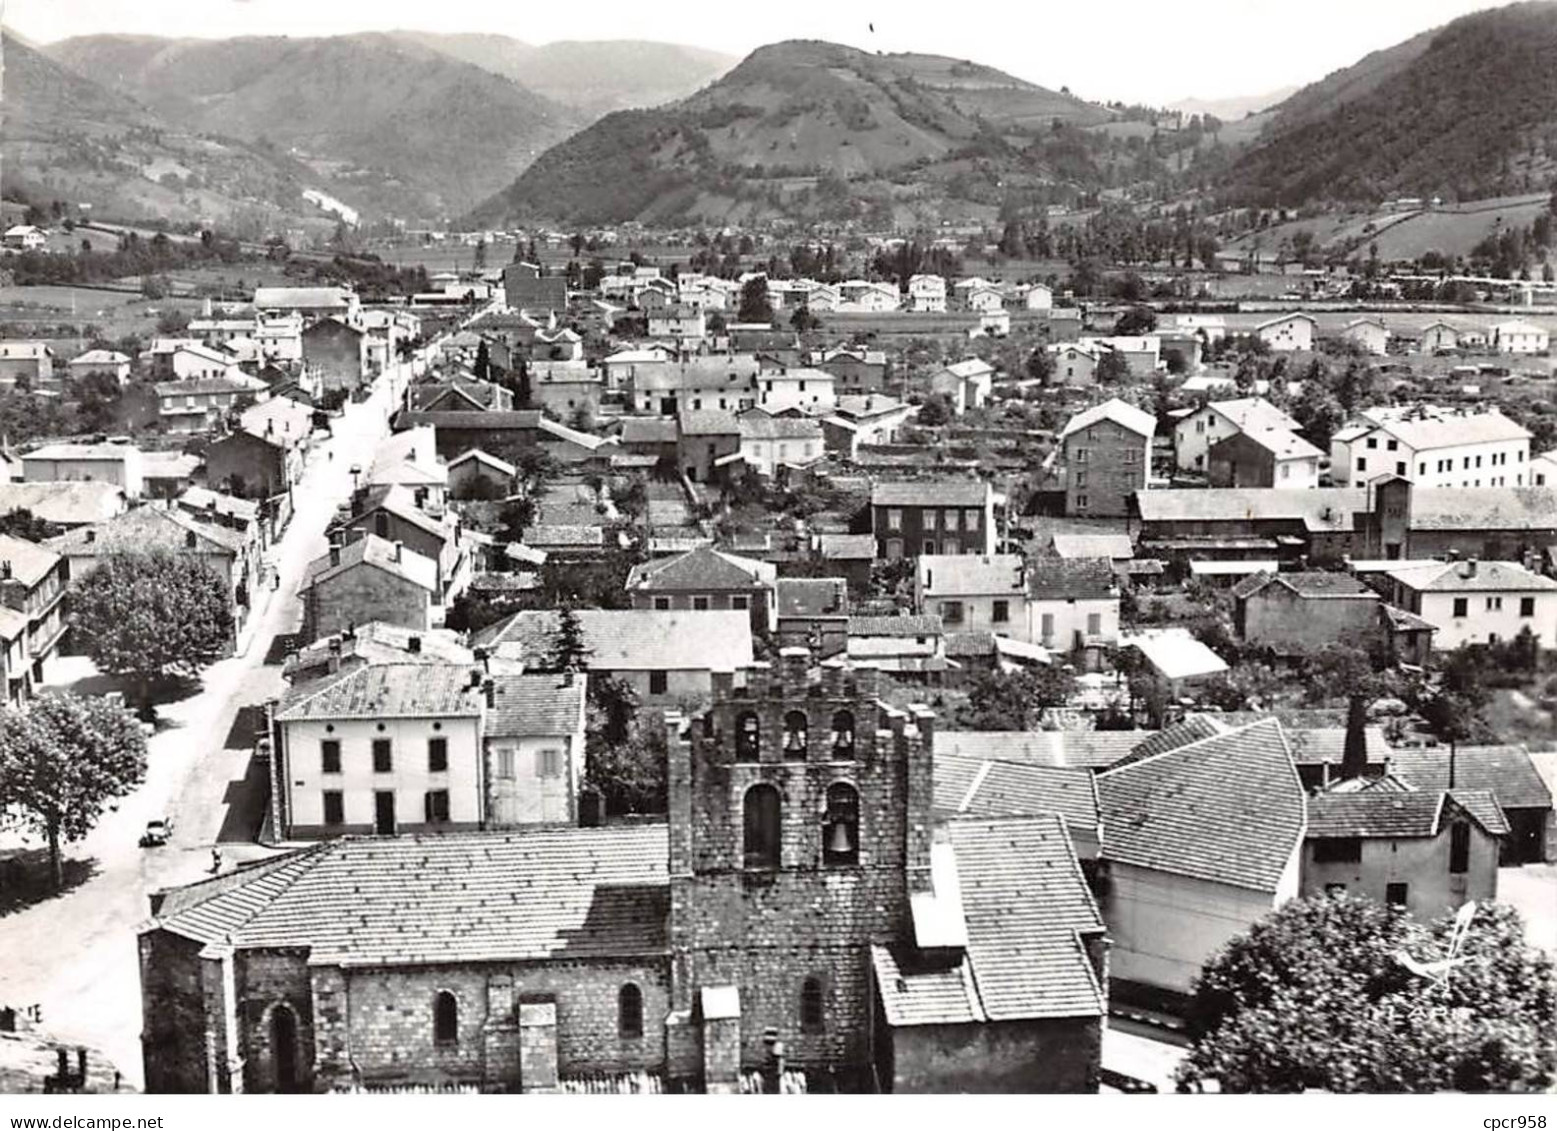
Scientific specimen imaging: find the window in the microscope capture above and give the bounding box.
[1476,455,1483,469]
[886,508,902,531]
[692,595,710,611]
[1356,458,1367,472]
[885,538,903,561]
[428,737,448,773]
[1313,837,1361,864]
[496,748,515,779]
[1281,463,1290,480]
[925,509,938,530]
[992,600,1010,624]
[433,991,458,1045]
[1386,882,1409,909]
[782,711,809,760]
[1366,437,1377,449]
[922,539,938,556]
[618,984,644,1039]
[800,978,825,1033]
[321,739,341,775]
[735,711,761,761]
[1075,470,1088,489]
[1487,596,1503,611]
[649,670,668,695]
[1387,440,1397,451]
[1449,822,1470,875]
[322,790,344,826]
[1124,447,1139,464]
[743,784,781,869]
[731,595,750,611]
[425,789,450,823]
[1521,597,1536,617]
[652,596,671,611]
[1075,494,1089,510]
[1075,448,1089,463]
[1419,464,1427,476]
[822,782,860,867]
[831,711,855,759]
[1041,612,1055,643]
[947,509,962,531]
[1087,612,1102,636]
[1396,462,1406,475]
[940,600,964,625]
[372,739,392,773]
[538,749,562,778]
[1452,597,1468,618]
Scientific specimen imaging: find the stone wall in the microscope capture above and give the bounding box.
[883,1016,1101,1093]
[306,566,429,642]
[138,930,210,1094]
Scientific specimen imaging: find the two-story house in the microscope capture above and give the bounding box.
[915,554,1026,638]
[1026,559,1119,665]
[737,412,824,476]
[871,480,997,560]
[299,534,440,642]
[1173,397,1303,475]
[1255,312,1316,352]
[1209,428,1324,489]
[1330,405,1531,490]
[625,545,778,634]
[22,442,145,499]
[1232,571,1380,653]
[929,359,995,415]
[815,347,888,393]
[907,274,947,313]
[1059,398,1155,518]
[154,377,266,433]
[330,484,469,605]
[1384,558,1557,650]
[754,366,836,412]
[204,397,313,500]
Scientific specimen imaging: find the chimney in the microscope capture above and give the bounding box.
[392,540,403,563]
[374,511,389,539]
[85,529,96,544]
[327,638,342,674]
[562,668,576,687]
[483,678,496,708]
[407,635,422,655]
[1462,558,1478,579]
[328,545,340,568]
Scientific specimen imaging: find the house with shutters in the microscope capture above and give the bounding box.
[329,484,469,606]
[1330,405,1531,490]
[1173,397,1303,475]
[870,480,997,560]
[1026,559,1119,663]
[299,534,440,642]
[625,545,778,633]
[914,554,1026,639]
[1383,558,1557,649]
[1058,398,1155,518]
[0,535,67,704]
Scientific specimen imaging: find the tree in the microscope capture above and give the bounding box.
[0,508,62,542]
[1096,351,1131,385]
[916,394,954,427]
[67,553,235,709]
[0,692,148,888]
[1179,895,1556,1093]
[957,666,1076,730]
[548,604,592,671]
[473,340,491,381]
[1026,348,1056,385]
[585,677,667,816]
[737,276,774,324]
[791,305,821,333]
[1113,305,1158,335]
[473,239,487,272]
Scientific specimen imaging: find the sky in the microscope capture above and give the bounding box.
[1,0,1516,106]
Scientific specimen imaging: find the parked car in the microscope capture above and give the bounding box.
[139,817,173,848]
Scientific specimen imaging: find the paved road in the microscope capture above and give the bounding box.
[0,365,405,1089]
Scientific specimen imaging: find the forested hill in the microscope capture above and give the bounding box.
[1218,2,1557,206]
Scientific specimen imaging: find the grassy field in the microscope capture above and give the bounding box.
[0,285,203,341]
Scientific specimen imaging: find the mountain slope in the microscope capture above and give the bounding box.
[470,39,1116,227]
[385,32,736,116]
[2,31,311,229]
[1220,3,1557,205]
[44,33,583,221]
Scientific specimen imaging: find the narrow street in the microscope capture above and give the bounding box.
[0,364,405,1089]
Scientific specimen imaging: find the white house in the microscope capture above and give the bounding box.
[1330,405,1531,490]
[915,554,1027,638]
[1385,559,1557,650]
[1256,312,1316,352]
[837,280,900,313]
[1343,317,1390,356]
[66,349,132,385]
[907,274,947,313]
[1022,283,1054,311]
[647,305,708,342]
[3,225,46,251]
[1492,319,1550,355]
[21,442,145,498]
[1420,321,1461,354]
[737,413,824,476]
[1096,717,1307,994]
[1026,558,1120,660]
[1173,396,1303,474]
[930,358,995,414]
[1048,343,1100,386]
[755,366,836,412]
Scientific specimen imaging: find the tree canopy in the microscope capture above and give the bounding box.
[68,552,234,702]
[1179,894,1556,1093]
[956,665,1076,730]
[0,692,148,887]
[737,276,775,324]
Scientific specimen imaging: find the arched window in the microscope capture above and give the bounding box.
[783,711,809,760]
[433,990,458,1045]
[269,1003,299,1093]
[800,977,825,1034]
[830,711,856,759]
[618,983,644,1039]
[822,782,860,867]
[744,783,782,870]
[735,711,761,761]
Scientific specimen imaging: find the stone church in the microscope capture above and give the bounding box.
[137,650,1105,1093]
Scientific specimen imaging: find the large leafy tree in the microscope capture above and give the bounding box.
[1179,894,1557,1093]
[0,692,148,888]
[956,665,1076,730]
[69,552,234,706]
[583,675,666,816]
[737,276,774,324]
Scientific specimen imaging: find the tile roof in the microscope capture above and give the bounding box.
[1386,559,1557,593]
[283,623,473,679]
[486,672,587,738]
[148,825,669,965]
[524,524,605,547]
[50,506,243,557]
[334,484,448,543]
[277,663,482,721]
[1283,726,1393,768]
[918,553,1024,596]
[1135,488,1368,529]
[1233,570,1376,600]
[1226,427,1324,459]
[933,755,1098,830]
[1405,488,1557,533]
[776,577,846,618]
[817,533,875,559]
[1060,397,1156,440]
[872,480,989,507]
[0,534,60,587]
[473,609,753,672]
[1306,788,1508,839]
[738,415,824,441]
[447,449,517,478]
[932,729,1141,769]
[618,418,678,444]
[238,397,315,448]
[1097,718,1307,892]
[1027,558,1116,601]
[302,533,438,593]
[0,481,125,525]
[677,409,741,436]
[23,442,137,462]
[177,486,259,524]
[394,410,544,433]
[849,614,942,637]
[1202,397,1302,435]
[625,546,775,592]
[1364,406,1530,451]
[253,286,352,310]
[1388,744,1553,810]
[1050,533,1133,560]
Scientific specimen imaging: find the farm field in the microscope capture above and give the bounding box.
[0,284,203,341]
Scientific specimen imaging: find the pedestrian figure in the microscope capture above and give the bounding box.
[210,847,223,874]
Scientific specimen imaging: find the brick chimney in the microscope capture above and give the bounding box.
[0,561,26,613]
[392,541,403,563]
[1461,558,1478,579]
[482,678,496,708]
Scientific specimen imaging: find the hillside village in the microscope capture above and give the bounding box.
[0,1,1555,1104]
